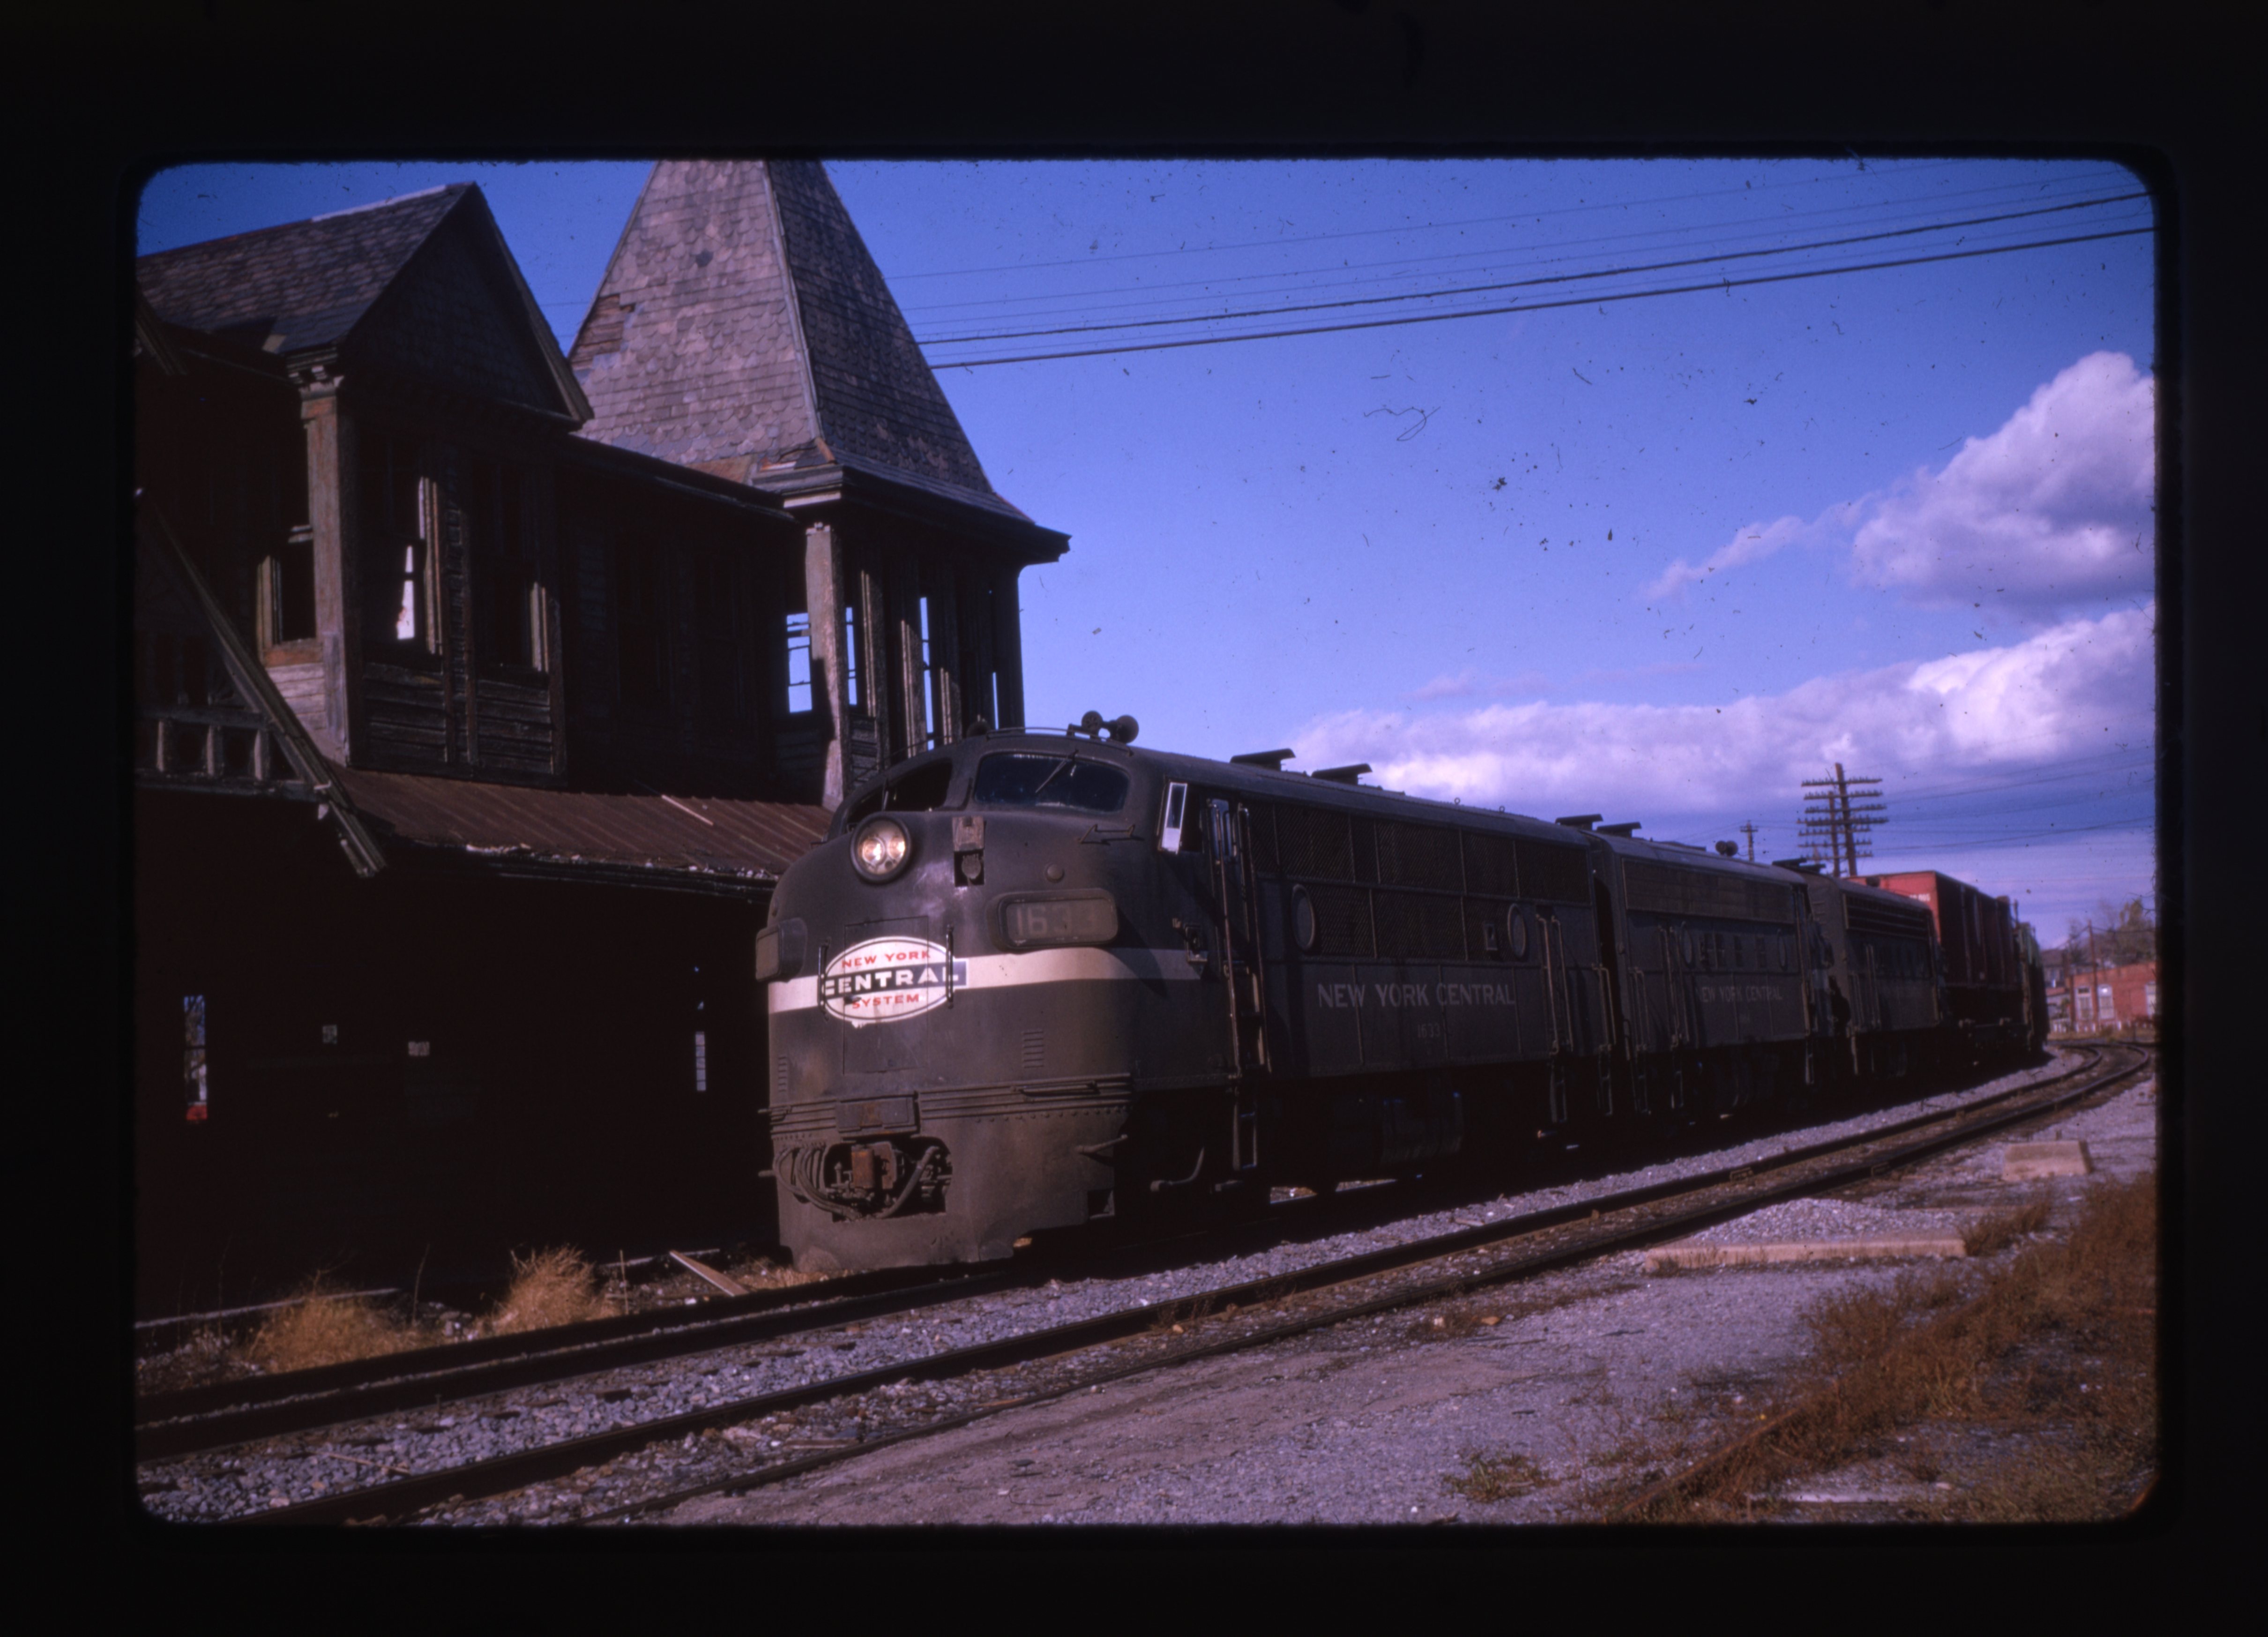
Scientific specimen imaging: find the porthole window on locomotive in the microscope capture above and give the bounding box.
[1291,885,1318,952]
[971,752,1130,815]
[1507,906,1529,960]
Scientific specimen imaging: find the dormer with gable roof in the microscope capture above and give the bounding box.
[567,161,1068,807]
[136,183,807,798]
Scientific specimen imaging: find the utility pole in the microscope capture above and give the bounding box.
[1739,821,1760,862]
[2086,916,2100,1035]
[1798,763,1886,877]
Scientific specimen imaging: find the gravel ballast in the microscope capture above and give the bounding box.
[134,1050,2116,1525]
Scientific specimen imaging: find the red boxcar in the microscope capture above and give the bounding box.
[1869,870,2043,1054]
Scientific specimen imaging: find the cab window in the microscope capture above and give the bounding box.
[971,752,1130,815]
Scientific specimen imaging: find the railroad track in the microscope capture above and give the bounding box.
[182,1043,2143,1525]
[138,1049,2093,1461]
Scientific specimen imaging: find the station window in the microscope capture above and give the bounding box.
[842,604,861,708]
[917,595,937,747]
[183,995,208,1122]
[362,434,431,653]
[472,461,542,671]
[259,528,316,653]
[783,611,813,713]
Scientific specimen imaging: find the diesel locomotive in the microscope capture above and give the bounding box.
[755,719,2045,1271]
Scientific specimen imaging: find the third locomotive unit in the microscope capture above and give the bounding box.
[756,719,2045,1271]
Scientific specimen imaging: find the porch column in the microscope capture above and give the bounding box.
[802,520,847,809]
[296,360,361,763]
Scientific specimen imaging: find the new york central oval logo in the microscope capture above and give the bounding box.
[819,937,968,1027]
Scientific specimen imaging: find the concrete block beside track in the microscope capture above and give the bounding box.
[1643,1236,1969,1271]
[2003,1140,2094,1181]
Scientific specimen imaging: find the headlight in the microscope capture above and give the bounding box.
[851,816,912,882]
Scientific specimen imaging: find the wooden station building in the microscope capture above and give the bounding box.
[131,164,1066,1308]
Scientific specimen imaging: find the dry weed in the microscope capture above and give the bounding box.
[1963,1196,2052,1257]
[239,1280,431,1374]
[1602,1173,2156,1522]
[1445,1452,1556,1502]
[485,1246,610,1336]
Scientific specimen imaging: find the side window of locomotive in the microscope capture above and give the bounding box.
[971,753,1131,815]
[839,759,956,831]
[884,758,954,813]
[1156,781,1188,852]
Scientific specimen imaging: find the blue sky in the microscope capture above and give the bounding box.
[136,158,2157,942]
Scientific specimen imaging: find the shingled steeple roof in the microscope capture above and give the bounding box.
[567,161,1026,523]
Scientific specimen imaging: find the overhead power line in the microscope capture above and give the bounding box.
[889,159,2134,283]
[925,225,2153,369]
[915,191,2148,348]
[901,170,2142,321]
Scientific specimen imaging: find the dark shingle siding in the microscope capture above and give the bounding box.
[768,162,996,500]
[570,161,816,468]
[136,187,468,353]
[357,215,558,411]
[570,161,1015,516]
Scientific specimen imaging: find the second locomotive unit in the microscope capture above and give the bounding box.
[756,718,2043,1271]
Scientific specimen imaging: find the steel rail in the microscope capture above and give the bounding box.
[231,1045,2140,1525]
[589,1043,2151,1525]
[140,1178,1434,1456]
[144,1048,2095,1445]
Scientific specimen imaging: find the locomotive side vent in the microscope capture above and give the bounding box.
[1022,1029,1046,1075]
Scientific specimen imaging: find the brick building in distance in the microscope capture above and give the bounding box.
[2043,955,2159,1037]
[131,164,1064,1309]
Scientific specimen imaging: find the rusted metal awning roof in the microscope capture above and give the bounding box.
[330,766,830,891]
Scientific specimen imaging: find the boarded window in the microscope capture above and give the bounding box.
[616,540,670,709]
[694,551,743,721]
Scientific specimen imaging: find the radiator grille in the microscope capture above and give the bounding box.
[1373,890,1467,959]
[1375,822,1464,891]
[1462,831,1519,897]
[1518,838,1592,904]
[1624,858,1795,923]
[1276,803,1354,879]
[1306,882,1374,957]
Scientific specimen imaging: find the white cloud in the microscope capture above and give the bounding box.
[1287,604,2154,825]
[1643,353,2155,620]
[1851,351,2155,610]
[1645,511,1818,600]
[1404,668,1551,702]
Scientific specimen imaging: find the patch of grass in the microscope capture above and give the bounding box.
[1446,1452,1556,1502]
[239,1278,435,1373]
[485,1246,610,1336]
[1963,1196,2052,1257]
[1600,1173,2156,1522]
